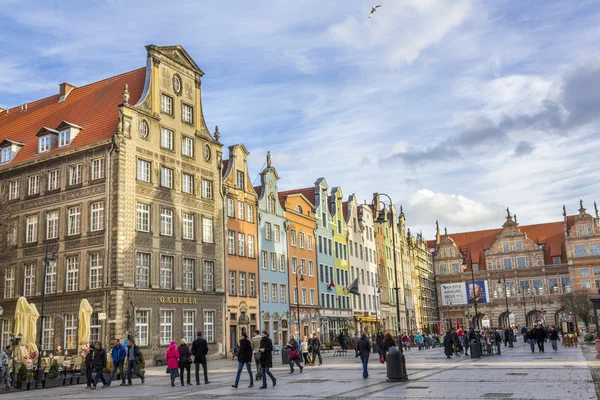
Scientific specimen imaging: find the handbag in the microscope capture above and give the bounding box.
[379,354,385,364]
[289,349,299,359]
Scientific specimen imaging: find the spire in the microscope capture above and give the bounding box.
[595,201,599,219]
[400,205,404,216]
[580,199,586,213]
[266,151,272,168]
[563,205,567,219]
[514,214,517,224]
[122,84,130,105]
[213,125,220,141]
[444,227,448,237]
[506,207,511,219]
[407,228,411,238]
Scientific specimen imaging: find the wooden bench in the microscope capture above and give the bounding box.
[273,346,281,355]
[154,354,166,366]
[332,346,347,357]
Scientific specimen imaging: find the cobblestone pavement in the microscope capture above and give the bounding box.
[2,341,596,399]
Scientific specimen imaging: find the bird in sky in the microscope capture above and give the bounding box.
[368,5,381,19]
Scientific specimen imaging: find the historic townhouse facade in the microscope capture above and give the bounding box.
[0,45,226,361]
[255,153,289,346]
[407,230,436,334]
[358,200,380,334]
[278,191,319,339]
[395,208,411,335]
[330,187,352,336]
[222,144,259,354]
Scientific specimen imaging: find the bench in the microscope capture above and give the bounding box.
[332,346,347,357]
[273,346,281,355]
[154,354,166,366]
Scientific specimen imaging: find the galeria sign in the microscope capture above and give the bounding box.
[159,296,198,304]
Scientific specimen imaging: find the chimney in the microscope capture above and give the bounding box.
[59,82,76,96]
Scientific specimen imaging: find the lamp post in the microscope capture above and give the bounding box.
[9,333,22,384]
[375,285,382,332]
[495,272,513,347]
[372,193,407,381]
[460,248,479,331]
[518,289,528,327]
[36,238,60,388]
[295,263,305,340]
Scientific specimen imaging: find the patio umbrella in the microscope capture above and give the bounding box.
[13,297,31,360]
[78,299,93,351]
[27,303,40,356]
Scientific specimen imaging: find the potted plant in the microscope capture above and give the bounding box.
[15,363,29,390]
[44,360,62,388]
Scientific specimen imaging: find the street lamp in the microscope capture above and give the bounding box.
[372,193,407,381]
[460,248,478,331]
[295,264,305,341]
[518,288,528,327]
[495,272,513,347]
[375,285,382,332]
[36,238,60,387]
[10,333,22,384]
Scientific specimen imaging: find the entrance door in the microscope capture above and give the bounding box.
[230,325,238,350]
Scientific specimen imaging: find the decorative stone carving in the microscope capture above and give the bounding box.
[182,243,196,253]
[65,235,105,250]
[135,236,153,247]
[203,245,215,256]
[213,126,220,141]
[160,239,175,250]
[195,76,201,88]
[23,246,48,257]
[152,56,161,67]
[162,67,170,89]
[184,81,193,100]
[123,84,130,105]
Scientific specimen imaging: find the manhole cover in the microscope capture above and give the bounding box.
[506,373,527,376]
[406,386,429,389]
[481,394,513,398]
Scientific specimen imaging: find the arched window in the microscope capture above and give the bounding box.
[296,205,303,214]
[268,195,276,213]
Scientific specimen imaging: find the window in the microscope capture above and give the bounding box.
[237,201,244,220]
[91,158,105,180]
[4,267,14,298]
[561,277,571,293]
[229,271,236,295]
[182,104,194,124]
[26,215,38,243]
[248,235,255,258]
[594,267,600,276]
[261,251,268,269]
[137,203,150,232]
[583,280,592,289]
[291,230,296,246]
[137,159,151,182]
[90,202,104,232]
[262,282,269,301]
[227,198,235,218]
[68,206,81,235]
[139,120,149,138]
[302,288,307,305]
[160,255,174,289]
[28,175,39,195]
[240,272,246,296]
[300,259,306,276]
[135,310,149,346]
[203,311,215,342]
[281,285,287,303]
[247,205,254,223]
[161,94,173,115]
[517,257,526,269]
[307,236,313,251]
[1,147,11,163]
[182,136,194,157]
[45,260,56,294]
[451,263,460,274]
[309,260,314,277]
[182,173,194,194]
[249,273,256,297]
[503,258,513,270]
[337,219,342,233]
[574,245,587,258]
[64,314,77,349]
[160,208,173,236]
[23,263,35,296]
[161,167,173,188]
[66,256,79,292]
[90,312,101,344]
[265,223,272,240]
[136,253,150,288]
[68,164,81,186]
[160,310,173,346]
[439,264,448,275]
[581,268,590,277]
[591,243,600,257]
[202,218,213,242]
[274,225,280,242]
[271,283,278,302]
[203,261,214,291]
[268,196,276,213]
[310,289,315,305]
[280,255,285,272]
[515,240,523,251]
[548,278,559,294]
[270,253,276,271]
[46,211,59,239]
[292,257,298,274]
[183,311,195,344]
[9,179,19,200]
[59,129,70,147]
[238,233,245,256]
[228,231,235,254]
[183,212,195,240]
[552,256,561,264]
[236,171,244,189]
[202,180,213,199]
[503,243,510,252]
[41,318,52,351]
[89,254,103,289]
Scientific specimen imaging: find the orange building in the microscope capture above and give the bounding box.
[279,191,320,339]
[222,144,260,354]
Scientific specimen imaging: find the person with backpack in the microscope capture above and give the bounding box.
[311,333,323,366]
[107,338,127,387]
[126,339,145,385]
[251,330,263,380]
[231,331,253,388]
[0,345,12,390]
[287,338,303,373]
[356,332,371,379]
[91,342,108,389]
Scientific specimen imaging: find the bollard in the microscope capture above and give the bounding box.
[386,347,408,382]
[281,347,290,365]
[470,340,481,359]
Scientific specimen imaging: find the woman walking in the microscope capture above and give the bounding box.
[444,330,454,359]
[232,332,254,388]
[382,332,395,362]
[166,340,180,387]
[301,336,312,366]
[259,331,277,389]
[178,339,192,386]
[549,326,559,352]
[287,338,303,373]
[526,328,536,353]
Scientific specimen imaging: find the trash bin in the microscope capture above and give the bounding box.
[470,340,481,359]
[282,347,290,365]
[385,347,407,382]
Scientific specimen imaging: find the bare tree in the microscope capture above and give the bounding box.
[560,290,593,330]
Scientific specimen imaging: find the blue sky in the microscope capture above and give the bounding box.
[2,0,600,237]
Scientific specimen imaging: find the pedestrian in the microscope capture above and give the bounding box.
[178,339,192,386]
[311,333,323,366]
[287,338,303,373]
[402,333,410,351]
[352,333,360,356]
[251,330,263,380]
[107,338,126,387]
[494,328,502,355]
[1,345,12,390]
[91,342,108,389]
[521,326,527,343]
[191,331,210,385]
[549,326,559,351]
[451,329,461,355]
[444,331,453,359]
[382,332,395,362]
[301,336,312,365]
[232,332,254,388]
[525,328,536,353]
[259,330,277,389]
[356,332,371,379]
[166,341,180,387]
[414,332,423,350]
[84,344,94,389]
[504,326,511,346]
[534,324,546,353]
[126,339,145,385]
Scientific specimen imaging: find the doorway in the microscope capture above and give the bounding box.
[230,325,238,350]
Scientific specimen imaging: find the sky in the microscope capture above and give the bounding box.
[1,0,600,238]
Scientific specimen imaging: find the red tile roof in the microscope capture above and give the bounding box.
[0,68,146,169]
[342,201,349,221]
[222,159,229,177]
[253,185,262,198]
[279,187,315,203]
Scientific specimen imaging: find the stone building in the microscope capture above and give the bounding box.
[0,45,226,361]
[407,230,436,334]
[222,144,259,354]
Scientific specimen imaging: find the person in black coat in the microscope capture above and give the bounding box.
[191,331,210,385]
[178,339,192,386]
[444,331,454,359]
[534,325,546,353]
[84,345,94,388]
[258,330,276,389]
[232,332,254,388]
[92,342,108,389]
[382,332,396,362]
[356,332,371,379]
[548,326,559,351]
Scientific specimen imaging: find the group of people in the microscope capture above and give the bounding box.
[524,325,560,353]
[164,332,210,387]
[84,339,144,389]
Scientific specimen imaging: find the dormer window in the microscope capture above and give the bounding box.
[39,136,51,153]
[59,129,71,147]
[0,147,10,164]
[0,139,24,165]
[55,121,82,148]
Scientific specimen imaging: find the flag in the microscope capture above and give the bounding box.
[345,278,359,296]
[327,281,335,291]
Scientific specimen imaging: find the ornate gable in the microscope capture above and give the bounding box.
[569,200,598,238]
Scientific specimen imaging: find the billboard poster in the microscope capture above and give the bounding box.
[466,280,489,304]
[440,283,467,306]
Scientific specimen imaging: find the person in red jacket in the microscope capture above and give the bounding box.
[165,341,180,387]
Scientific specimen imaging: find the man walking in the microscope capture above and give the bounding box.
[352,333,359,357]
[311,333,322,366]
[191,331,210,384]
[0,345,12,390]
[251,330,263,381]
[463,331,470,356]
[108,339,126,387]
[534,324,546,353]
[126,339,145,385]
[91,342,108,389]
[356,332,371,379]
[549,326,559,351]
